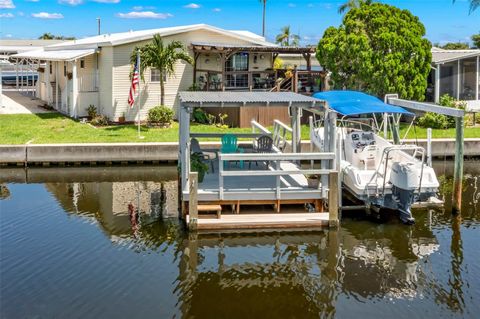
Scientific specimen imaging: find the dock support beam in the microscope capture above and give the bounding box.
[328,171,339,227]
[452,116,464,213]
[188,172,198,231]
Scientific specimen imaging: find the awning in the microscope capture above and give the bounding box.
[179,91,324,108]
[312,91,414,116]
[11,48,96,61]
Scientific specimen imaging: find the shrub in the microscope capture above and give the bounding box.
[90,115,109,126]
[87,105,97,119]
[148,105,174,125]
[192,108,208,124]
[417,94,466,129]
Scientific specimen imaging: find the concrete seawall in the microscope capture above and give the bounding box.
[1,138,479,165]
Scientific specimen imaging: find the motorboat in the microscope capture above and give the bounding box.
[309,91,439,224]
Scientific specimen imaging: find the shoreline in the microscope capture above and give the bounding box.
[1,138,479,166]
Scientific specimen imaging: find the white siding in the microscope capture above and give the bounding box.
[98,47,113,119]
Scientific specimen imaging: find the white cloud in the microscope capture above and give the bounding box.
[92,0,120,3]
[0,0,15,9]
[132,5,155,11]
[184,3,200,9]
[17,11,24,16]
[307,3,314,8]
[31,12,64,19]
[288,3,296,8]
[116,11,173,19]
[58,0,83,5]
[5,34,13,38]
[212,8,221,12]
[25,0,40,2]
[0,12,14,17]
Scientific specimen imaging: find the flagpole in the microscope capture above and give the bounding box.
[137,49,144,139]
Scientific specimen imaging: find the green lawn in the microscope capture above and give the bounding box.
[1,113,479,144]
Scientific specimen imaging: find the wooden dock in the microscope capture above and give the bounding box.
[187,212,329,231]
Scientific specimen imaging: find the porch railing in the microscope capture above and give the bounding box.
[218,152,336,200]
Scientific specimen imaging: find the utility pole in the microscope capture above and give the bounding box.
[96,17,101,35]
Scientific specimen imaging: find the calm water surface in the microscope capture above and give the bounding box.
[0,162,479,319]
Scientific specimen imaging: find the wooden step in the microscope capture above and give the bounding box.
[197,204,222,219]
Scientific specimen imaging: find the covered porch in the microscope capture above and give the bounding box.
[11,48,99,118]
[177,91,340,231]
[190,43,325,94]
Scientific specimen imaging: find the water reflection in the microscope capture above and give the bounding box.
[1,163,479,318]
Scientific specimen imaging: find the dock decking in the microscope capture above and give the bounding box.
[187,212,329,231]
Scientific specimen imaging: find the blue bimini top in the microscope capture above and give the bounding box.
[312,90,414,116]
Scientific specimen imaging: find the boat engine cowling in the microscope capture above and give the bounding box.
[389,162,418,224]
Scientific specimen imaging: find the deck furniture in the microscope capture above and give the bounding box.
[221,134,244,169]
[250,135,274,169]
[191,138,216,173]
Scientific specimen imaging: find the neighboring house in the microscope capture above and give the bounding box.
[11,24,319,123]
[428,47,480,110]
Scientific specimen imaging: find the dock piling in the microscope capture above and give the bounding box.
[452,117,464,213]
[328,171,339,227]
[188,172,198,231]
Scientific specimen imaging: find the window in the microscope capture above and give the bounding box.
[49,63,52,74]
[150,68,166,82]
[80,59,85,69]
[64,64,67,76]
[225,53,249,88]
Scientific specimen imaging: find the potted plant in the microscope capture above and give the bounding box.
[190,152,209,183]
[306,174,320,188]
[118,112,126,123]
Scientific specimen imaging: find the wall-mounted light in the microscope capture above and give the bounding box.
[205,58,210,64]
[259,54,265,60]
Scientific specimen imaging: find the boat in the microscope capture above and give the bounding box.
[309,91,440,224]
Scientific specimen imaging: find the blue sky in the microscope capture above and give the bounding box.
[0,0,478,45]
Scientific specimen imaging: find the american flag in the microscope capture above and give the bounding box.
[128,57,140,107]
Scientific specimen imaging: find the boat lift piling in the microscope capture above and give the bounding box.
[386,94,465,214]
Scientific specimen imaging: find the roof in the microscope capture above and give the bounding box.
[45,24,272,50]
[178,91,324,108]
[12,49,96,61]
[312,91,414,116]
[431,48,480,64]
[190,42,315,54]
[0,40,65,54]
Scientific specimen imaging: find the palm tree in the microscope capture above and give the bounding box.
[259,0,267,37]
[275,26,301,47]
[338,0,373,14]
[453,0,479,14]
[133,34,193,106]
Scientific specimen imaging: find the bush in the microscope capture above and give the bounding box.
[192,108,208,124]
[417,94,466,129]
[90,115,109,126]
[87,105,97,119]
[148,105,174,125]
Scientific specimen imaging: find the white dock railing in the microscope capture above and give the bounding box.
[218,152,336,200]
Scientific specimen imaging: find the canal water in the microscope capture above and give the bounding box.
[0,161,479,318]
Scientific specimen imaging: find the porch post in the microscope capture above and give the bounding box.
[476,55,479,100]
[434,64,440,104]
[72,59,78,118]
[45,61,50,104]
[290,106,301,153]
[456,59,460,100]
[220,53,225,91]
[55,61,59,110]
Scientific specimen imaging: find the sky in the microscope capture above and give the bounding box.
[0,0,478,46]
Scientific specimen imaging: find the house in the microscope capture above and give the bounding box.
[428,47,480,110]
[11,24,321,124]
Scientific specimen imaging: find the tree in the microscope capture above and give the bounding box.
[338,0,373,14]
[472,33,480,48]
[317,2,432,100]
[275,26,300,47]
[38,33,75,40]
[259,0,267,37]
[440,42,470,50]
[133,34,193,106]
[453,0,479,14]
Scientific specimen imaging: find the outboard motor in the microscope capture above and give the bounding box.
[389,162,418,225]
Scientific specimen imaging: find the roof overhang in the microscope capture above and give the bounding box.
[432,50,480,64]
[191,42,316,55]
[179,91,325,109]
[11,48,96,62]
